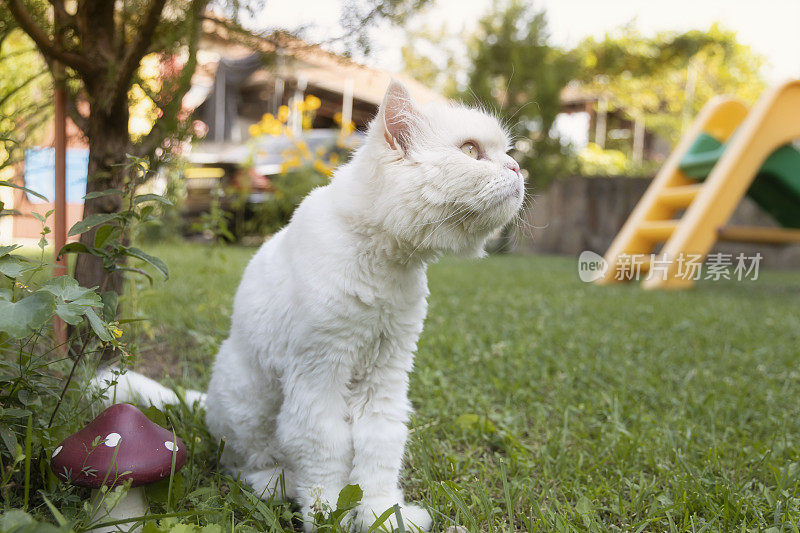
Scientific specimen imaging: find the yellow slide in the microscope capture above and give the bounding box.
[596,80,800,289]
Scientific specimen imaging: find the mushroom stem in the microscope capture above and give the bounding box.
[90,487,148,533]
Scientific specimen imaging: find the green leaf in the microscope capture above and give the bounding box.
[118,316,149,324]
[0,179,47,201]
[124,247,169,280]
[40,276,100,303]
[85,307,114,342]
[58,242,102,260]
[101,290,119,322]
[576,495,593,516]
[68,213,120,237]
[141,523,165,533]
[39,277,103,326]
[17,389,38,406]
[84,188,124,200]
[330,485,364,527]
[0,425,19,456]
[31,212,46,223]
[336,484,363,511]
[0,408,31,418]
[139,204,155,220]
[0,255,30,278]
[94,224,121,249]
[0,291,55,338]
[141,405,169,427]
[145,471,185,507]
[367,506,397,532]
[134,193,173,206]
[52,302,86,325]
[0,510,34,531]
[0,244,21,257]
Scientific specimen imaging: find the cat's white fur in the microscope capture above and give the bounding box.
[100,81,523,532]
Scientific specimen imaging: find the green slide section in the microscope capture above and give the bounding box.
[679,133,800,228]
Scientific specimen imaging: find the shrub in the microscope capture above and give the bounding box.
[240,165,329,237]
[0,158,173,529]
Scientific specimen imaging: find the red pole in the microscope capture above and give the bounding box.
[53,0,67,348]
[54,75,66,277]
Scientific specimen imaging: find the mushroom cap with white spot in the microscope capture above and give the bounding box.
[50,403,187,488]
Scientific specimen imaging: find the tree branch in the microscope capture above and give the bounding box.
[5,0,94,75]
[48,0,78,33]
[137,0,207,156]
[65,94,88,134]
[111,0,167,106]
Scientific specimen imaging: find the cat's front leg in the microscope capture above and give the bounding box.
[349,361,432,532]
[276,365,353,531]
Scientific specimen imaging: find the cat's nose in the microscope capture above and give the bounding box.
[504,156,520,175]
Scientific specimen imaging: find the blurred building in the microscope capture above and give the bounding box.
[182,16,442,215]
[556,83,671,163]
[0,15,441,244]
[0,114,88,245]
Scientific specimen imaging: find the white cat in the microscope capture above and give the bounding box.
[102,81,524,532]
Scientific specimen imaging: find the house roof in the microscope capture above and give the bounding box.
[196,16,444,108]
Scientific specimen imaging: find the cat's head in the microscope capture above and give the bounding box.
[353,80,525,259]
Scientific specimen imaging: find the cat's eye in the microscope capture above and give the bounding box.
[460,142,480,159]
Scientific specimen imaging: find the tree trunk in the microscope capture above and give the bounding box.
[73,103,130,296]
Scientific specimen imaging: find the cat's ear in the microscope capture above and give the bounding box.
[379,80,420,154]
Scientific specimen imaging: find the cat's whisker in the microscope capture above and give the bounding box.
[402,202,467,228]
[500,65,514,110]
[402,204,474,263]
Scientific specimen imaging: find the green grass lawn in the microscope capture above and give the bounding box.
[121,242,800,531]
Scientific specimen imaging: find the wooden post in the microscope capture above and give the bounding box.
[342,78,353,130]
[633,115,645,163]
[595,97,607,148]
[53,0,67,348]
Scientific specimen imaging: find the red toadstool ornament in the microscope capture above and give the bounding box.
[51,403,186,532]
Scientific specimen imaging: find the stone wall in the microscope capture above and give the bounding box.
[516,176,800,268]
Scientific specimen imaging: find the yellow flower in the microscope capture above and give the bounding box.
[302,116,312,130]
[265,122,283,136]
[277,105,290,122]
[111,326,123,339]
[333,112,343,125]
[304,95,321,110]
[329,153,339,165]
[296,141,311,158]
[313,159,333,177]
[261,113,275,122]
[248,124,262,137]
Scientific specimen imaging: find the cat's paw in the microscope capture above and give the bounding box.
[353,501,432,532]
